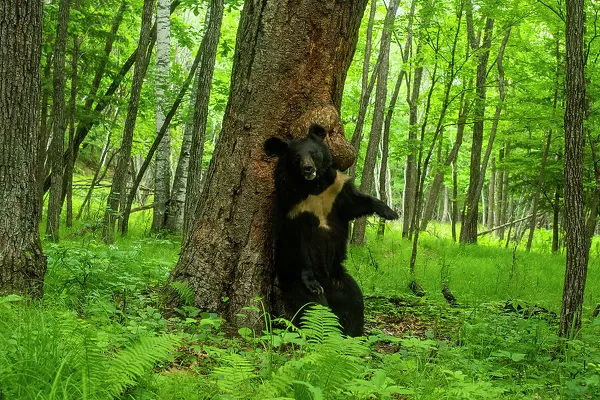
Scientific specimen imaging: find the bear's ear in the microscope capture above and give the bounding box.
[308,124,327,141]
[264,137,288,157]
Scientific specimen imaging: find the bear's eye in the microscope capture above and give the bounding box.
[309,151,317,158]
[294,154,301,162]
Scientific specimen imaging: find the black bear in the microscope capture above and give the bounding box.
[264,124,399,336]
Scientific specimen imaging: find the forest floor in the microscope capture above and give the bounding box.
[1,213,599,399]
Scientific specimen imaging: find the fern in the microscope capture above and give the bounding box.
[299,305,344,345]
[169,281,195,306]
[0,298,179,399]
[211,352,257,397]
[253,305,369,399]
[103,335,180,397]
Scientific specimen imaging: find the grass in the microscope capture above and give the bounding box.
[348,221,600,313]
[1,209,600,399]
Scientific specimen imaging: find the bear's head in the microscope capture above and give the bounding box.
[264,124,332,181]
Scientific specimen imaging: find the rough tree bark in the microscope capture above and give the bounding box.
[351,0,400,245]
[182,0,225,241]
[560,0,589,337]
[103,0,155,243]
[0,0,47,297]
[46,0,71,241]
[152,0,172,231]
[169,0,366,329]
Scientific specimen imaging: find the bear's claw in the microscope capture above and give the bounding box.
[306,280,324,295]
[379,207,399,220]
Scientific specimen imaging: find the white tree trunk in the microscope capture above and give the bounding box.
[165,79,195,232]
[152,0,172,231]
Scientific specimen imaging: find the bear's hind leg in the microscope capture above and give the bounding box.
[282,284,328,329]
[325,272,364,337]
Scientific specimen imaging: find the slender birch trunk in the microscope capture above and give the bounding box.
[152,0,172,231]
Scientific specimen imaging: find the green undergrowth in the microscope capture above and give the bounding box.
[348,222,600,313]
[0,220,599,399]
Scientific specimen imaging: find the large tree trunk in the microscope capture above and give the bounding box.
[103,0,155,243]
[351,0,400,246]
[46,0,71,241]
[169,0,366,330]
[0,0,47,297]
[152,0,172,232]
[560,0,588,338]
[182,0,225,241]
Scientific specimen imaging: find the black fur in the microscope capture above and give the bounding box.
[265,124,399,336]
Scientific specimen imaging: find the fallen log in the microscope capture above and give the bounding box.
[478,214,534,236]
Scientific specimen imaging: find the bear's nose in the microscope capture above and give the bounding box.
[303,165,315,174]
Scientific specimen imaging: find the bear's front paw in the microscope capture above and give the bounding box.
[378,206,399,220]
[305,280,325,295]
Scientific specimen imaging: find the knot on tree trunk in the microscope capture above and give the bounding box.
[290,105,356,171]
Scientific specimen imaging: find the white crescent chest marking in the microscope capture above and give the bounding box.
[288,171,349,229]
